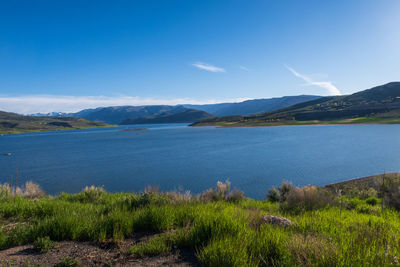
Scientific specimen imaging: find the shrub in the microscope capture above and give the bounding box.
[199,189,220,202]
[279,181,293,202]
[199,180,242,202]
[162,190,192,204]
[267,187,280,202]
[24,181,45,198]
[226,188,245,202]
[284,185,336,211]
[33,236,55,253]
[366,197,379,206]
[346,198,364,210]
[266,181,293,203]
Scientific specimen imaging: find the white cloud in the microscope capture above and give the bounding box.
[285,65,341,96]
[0,95,249,114]
[239,65,250,71]
[192,62,225,73]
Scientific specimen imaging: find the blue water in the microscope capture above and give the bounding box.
[1,124,400,199]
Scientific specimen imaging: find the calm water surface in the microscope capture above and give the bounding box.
[1,124,400,199]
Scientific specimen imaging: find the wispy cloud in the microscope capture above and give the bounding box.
[285,65,341,95]
[192,62,225,73]
[0,95,249,114]
[239,65,250,71]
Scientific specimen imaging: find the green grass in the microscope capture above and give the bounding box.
[193,117,400,128]
[33,236,55,253]
[1,187,400,266]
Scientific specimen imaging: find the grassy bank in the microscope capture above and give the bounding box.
[0,125,116,135]
[1,177,400,266]
[192,117,400,128]
[0,111,114,135]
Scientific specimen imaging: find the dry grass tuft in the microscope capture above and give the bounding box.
[0,181,44,199]
[198,180,244,202]
[288,234,338,266]
[24,181,46,198]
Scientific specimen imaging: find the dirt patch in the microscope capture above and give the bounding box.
[0,234,200,267]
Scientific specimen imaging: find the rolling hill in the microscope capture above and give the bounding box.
[192,82,400,127]
[70,105,183,124]
[184,95,321,116]
[0,111,110,134]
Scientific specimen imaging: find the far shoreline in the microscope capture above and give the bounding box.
[191,117,400,128]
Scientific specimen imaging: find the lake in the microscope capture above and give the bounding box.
[1,124,400,199]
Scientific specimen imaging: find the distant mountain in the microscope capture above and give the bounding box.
[193,82,400,126]
[29,112,68,117]
[28,95,322,125]
[70,105,186,124]
[184,95,322,116]
[0,111,110,134]
[120,108,215,124]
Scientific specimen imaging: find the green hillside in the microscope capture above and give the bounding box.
[0,111,111,134]
[192,82,400,127]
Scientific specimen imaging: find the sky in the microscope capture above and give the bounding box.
[1,0,400,114]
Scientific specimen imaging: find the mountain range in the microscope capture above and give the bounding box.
[192,82,400,126]
[184,95,321,116]
[30,95,320,124]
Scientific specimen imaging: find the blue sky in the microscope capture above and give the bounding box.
[1,0,399,113]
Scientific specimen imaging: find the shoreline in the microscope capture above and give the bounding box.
[192,119,400,128]
[0,125,117,135]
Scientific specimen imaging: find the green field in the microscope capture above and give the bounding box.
[193,117,400,128]
[1,176,400,266]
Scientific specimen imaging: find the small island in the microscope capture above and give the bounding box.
[120,128,150,131]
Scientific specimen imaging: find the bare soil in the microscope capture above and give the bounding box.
[0,232,200,267]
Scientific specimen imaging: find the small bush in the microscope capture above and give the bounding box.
[284,185,336,211]
[266,181,293,203]
[33,236,55,253]
[24,181,45,198]
[365,197,379,206]
[55,257,81,267]
[199,180,240,202]
[346,198,364,210]
[267,187,280,202]
[226,188,245,202]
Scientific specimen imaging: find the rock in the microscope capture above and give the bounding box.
[261,215,293,227]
